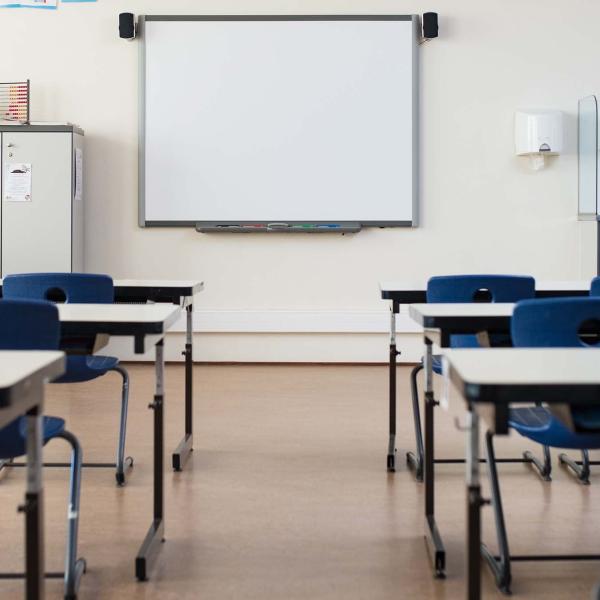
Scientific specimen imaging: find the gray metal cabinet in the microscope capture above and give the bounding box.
[0,124,84,276]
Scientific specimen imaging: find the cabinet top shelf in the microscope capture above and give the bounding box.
[0,123,84,135]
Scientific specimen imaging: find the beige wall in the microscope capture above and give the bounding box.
[1,0,597,361]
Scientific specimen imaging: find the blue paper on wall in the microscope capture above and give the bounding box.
[0,0,57,7]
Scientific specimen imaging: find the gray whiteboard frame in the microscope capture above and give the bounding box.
[138,14,419,229]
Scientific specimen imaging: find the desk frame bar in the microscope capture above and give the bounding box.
[24,407,44,600]
[135,338,165,581]
[172,302,194,471]
[423,337,445,578]
[466,409,481,600]
[387,300,399,471]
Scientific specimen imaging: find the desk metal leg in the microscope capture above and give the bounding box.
[136,339,165,581]
[466,409,481,600]
[424,338,445,578]
[24,406,44,600]
[387,300,400,472]
[172,303,194,471]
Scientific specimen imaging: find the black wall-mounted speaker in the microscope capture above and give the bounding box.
[119,13,136,40]
[423,12,439,39]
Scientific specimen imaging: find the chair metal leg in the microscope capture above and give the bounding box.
[109,366,133,486]
[523,444,552,482]
[406,363,424,481]
[481,431,512,595]
[559,449,591,485]
[56,431,86,600]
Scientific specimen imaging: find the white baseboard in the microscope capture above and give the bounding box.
[104,308,423,363]
[172,307,422,334]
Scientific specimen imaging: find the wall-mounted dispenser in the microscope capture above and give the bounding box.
[515,109,563,170]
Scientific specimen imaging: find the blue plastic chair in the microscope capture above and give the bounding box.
[0,299,85,599]
[407,275,537,481]
[3,273,131,485]
[559,275,600,481]
[482,297,600,594]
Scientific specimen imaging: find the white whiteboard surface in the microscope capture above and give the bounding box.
[141,16,418,227]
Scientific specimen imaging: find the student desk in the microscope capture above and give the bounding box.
[0,351,65,600]
[380,281,589,473]
[408,302,516,579]
[112,280,204,471]
[0,279,205,472]
[445,348,600,600]
[56,304,179,582]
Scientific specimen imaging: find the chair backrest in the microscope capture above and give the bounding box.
[512,297,600,432]
[3,273,114,304]
[512,297,600,348]
[0,302,59,456]
[427,275,536,349]
[426,275,536,303]
[590,277,600,297]
[0,299,59,350]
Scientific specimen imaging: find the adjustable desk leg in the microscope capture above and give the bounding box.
[466,408,482,600]
[387,300,400,472]
[24,406,44,600]
[424,337,445,578]
[172,302,194,471]
[136,338,165,581]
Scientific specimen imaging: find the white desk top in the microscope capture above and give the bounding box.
[0,278,204,297]
[537,280,591,291]
[113,279,203,289]
[113,279,204,294]
[0,351,64,391]
[0,278,202,287]
[444,348,600,386]
[380,280,590,293]
[380,281,427,292]
[409,303,514,320]
[57,303,179,327]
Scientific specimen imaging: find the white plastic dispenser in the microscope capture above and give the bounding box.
[515,109,563,170]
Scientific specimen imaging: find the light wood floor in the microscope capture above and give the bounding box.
[1,364,600,599]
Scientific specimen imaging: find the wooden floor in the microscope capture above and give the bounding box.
[1,364,600,599]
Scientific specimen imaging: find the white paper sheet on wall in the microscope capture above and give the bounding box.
[74,148,83,201]
[4,163,32,202]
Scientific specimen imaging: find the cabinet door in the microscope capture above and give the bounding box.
[2,132,72,276]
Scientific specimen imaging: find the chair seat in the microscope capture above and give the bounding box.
[54,355,119,384]
[509,406,600,450]
[450,334,480,348]
[428,335,510,376]
[425,335,480,376]
[0,416,65,459]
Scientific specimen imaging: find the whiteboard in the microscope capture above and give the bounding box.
[140,16,418,227]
